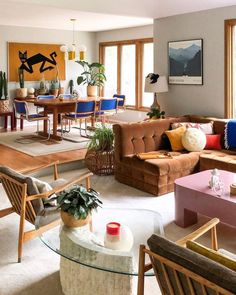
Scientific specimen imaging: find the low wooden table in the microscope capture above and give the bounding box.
[174,170,236,228]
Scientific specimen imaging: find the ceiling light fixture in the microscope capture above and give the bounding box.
[60,19,87,61]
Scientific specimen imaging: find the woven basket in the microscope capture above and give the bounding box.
[85,149,114,176]
[0,100,9,113]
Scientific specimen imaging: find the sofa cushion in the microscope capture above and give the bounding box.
[172,122,214,134]
[200,150,236,172]
[186,240,236,271]
[205,134,222,150]
[182,128,206,152]
[148,234,236,294]
[165,126,186,151]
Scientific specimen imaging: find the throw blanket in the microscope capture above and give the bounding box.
[136,151,172,160]
[225,120,236,149]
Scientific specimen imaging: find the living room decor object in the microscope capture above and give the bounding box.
[76,61,106,97]
[205,134,222,150]
[175,170,236,228]
[0,162,93,262]
[35,207,164,295]
[168,39,203,85]
[0,71,9,112]
[146,108,165,119]
[50,79,59,97]
[60,19,87,61]
[181,128,206,152]
[165,125,186,151]
[144,73,168,110]
[8,42,65,81]
[225,120,236,149]
[138,218,236,295]
[28,87,35,98]
[15,68,27,98]
[57,184,102,228]
[85,124,114,175]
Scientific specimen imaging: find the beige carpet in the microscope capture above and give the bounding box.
[0,171,236,295]
[0,129,90,156]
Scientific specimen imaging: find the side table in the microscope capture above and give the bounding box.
[0,111,15,130]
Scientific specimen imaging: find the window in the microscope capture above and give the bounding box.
[225,19,236,118]
[100,38,153,110]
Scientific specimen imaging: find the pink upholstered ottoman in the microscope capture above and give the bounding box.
[174,170,236,228]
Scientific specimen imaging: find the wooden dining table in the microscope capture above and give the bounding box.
[33,97,101,141]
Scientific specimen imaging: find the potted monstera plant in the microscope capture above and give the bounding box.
[76,61,106,97]
[57,185,102,228]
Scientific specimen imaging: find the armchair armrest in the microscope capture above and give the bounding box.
[176,218,220,250]
[20,161,59,180]
[27,171,93,201]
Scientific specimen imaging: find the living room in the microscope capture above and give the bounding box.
[1,1,236,295]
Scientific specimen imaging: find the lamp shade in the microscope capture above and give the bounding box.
[144,75,168,93]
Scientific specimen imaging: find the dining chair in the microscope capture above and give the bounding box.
[95,98,118,124]
[36,95,55,114]
[61,99,96,137]
[14,100,51,140]
[58,94,73,99]
[113,94,126,113]
[0,162,93,262]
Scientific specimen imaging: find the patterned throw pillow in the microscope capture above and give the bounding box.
[171,122,213,135]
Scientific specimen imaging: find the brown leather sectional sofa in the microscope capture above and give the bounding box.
[113,115,236,196]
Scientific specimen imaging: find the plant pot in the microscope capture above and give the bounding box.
[61,211,91,228]
[58,87,64,95]
[16,88,27,98]
[87,85,98,97]
[0,100,9,112]
[85,149,114,175]
[50,89,59,97]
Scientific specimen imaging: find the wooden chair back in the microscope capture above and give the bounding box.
[0,172,36,224]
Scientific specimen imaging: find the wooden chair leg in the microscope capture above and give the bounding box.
[18,191,27,263]
[86,176,91,190]
[0,207,14,218]
[137,244,146,295]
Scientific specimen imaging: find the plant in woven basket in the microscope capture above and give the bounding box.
[57,185,102,227]
[87,125,114,152]
[85,125,115,175]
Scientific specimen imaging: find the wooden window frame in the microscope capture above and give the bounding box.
[225,19,236,118]
[99,38,153,111]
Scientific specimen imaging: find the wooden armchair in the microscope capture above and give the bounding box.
[138,218,236,295]
[0,162,92,262]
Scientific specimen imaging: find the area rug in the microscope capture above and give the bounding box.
[0,130,90,156]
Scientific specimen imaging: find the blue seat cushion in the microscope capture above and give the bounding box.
[28,114,47,119]
[64,113,92,119]
[95,111,105,116]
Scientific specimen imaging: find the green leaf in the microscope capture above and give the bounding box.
[77,76,85,85]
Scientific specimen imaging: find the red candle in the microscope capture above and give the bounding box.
[106,222,120,236]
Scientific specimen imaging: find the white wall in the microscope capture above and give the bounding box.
[0,25,96,101]
[154,5,236,118]
[96,25,153,122]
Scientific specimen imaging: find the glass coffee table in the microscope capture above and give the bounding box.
[35,207,164,295]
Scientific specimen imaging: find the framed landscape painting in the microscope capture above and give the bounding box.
[168,39,203,85]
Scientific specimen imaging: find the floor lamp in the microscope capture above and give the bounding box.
[144,74,168,110]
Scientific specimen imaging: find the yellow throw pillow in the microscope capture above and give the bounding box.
[165,126,186,151]
[186,240,236,271]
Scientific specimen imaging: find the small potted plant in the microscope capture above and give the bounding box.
[85,124,114,175]
[16,68,27,98]
[76,61,106,97]
[146,108,165,120]
[57,185,102,228]
[50,79,59,97]
[0,71,9,112]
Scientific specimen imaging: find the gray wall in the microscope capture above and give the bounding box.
[154,5,236,118]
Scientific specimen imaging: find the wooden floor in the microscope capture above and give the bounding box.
[0,129,87,172]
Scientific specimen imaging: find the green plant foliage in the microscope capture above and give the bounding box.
[76,61,106,87]
[0,71,8,100]
[147,108,165,119]
[50,79,59,90]
[57,185,102,220]
[87,125,114,152]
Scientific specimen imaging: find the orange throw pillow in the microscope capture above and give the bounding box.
[165,126,186,151]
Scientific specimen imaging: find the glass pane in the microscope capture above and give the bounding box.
[233,27,236,117]
[104,46,117,98]
[142,43,154,108]
[121,45,136,106]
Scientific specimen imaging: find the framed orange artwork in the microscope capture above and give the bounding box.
[8,42,66,82]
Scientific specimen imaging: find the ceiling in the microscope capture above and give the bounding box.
[0,0,236,32]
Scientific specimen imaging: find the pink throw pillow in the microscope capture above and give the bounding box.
[204,134,222,150]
